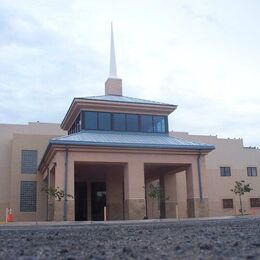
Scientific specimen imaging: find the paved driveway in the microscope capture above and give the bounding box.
[0,216,260,259]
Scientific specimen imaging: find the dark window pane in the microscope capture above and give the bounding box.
[113,113,126,131]
[250,198,260,207]
[247,167,257,176]
[99,112,111,130]
[20,181,37,212]
[21,150,37,174]
[220,167,231,176]
[223,199,233,209]
[153,116,166,133]
[126,114,138,131]
[141,115,153,132]
[84,112,97,130]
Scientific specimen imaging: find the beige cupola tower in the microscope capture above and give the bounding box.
[105,23,123,96]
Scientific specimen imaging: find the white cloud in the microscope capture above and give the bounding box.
[0,0,259,147]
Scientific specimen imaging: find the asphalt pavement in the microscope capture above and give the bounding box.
[0,216,260,259]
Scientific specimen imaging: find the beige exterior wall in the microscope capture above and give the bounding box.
[171,131,260,217]
[0,122,65,221]
[1,121,259,221]
[44,147,208,221]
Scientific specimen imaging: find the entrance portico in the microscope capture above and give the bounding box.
[40,145,211,221]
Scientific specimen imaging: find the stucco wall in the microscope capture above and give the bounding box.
[1,122,259,221]
[171,131,260,216]
[48,148,208,221]
[0,122,64,221]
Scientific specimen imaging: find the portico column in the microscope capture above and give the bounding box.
[186,156,209,218]
[106,169,124,220]
[124,161,146,220]
[66,157,75,221]
[159,175,166,218]
[53,153,65,221]
[163,172,178,218]
[53,151,75,221]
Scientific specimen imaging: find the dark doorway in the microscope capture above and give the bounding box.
[75,182,88,221]
[91,182,106,221]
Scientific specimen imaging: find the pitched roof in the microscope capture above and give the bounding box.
[77,95,176,107]
[61,95,177,130]
[50,131,214,150]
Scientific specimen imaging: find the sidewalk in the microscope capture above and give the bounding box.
[1,215,258,227]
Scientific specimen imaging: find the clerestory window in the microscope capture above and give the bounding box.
[81,111,168,133]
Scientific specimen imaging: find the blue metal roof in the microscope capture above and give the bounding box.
[50,131,214,150]
[78,95,176,107]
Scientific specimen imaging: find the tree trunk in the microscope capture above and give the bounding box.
[151,199,154,219]
[239,194,243,215]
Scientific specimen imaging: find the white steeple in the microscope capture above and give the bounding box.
[109,22,117,78]
[105,23,123,96]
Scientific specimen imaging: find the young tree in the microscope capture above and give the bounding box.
[231,180,253,215]
[41,186,73,201]
[41,186,73,221]
[147,182,168,218]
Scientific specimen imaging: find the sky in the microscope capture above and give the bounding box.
[0,0,259,147]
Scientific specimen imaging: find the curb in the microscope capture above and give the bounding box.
[1,215,260,228]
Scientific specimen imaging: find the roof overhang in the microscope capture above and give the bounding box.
[61,98,177,131]
[38,141,214,173]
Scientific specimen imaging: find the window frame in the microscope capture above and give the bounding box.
[113,113,126,131]
[21,150,38,174]
[81,111,168,133]
[247,167,257,177]
[140,115,154,133]
[222,199,234,209]
[83,111,98,130]
[126,114,139,132]
[250,198,260,208]
[68,113,81,135]
[20,181,37,212]
[153,115,166,133]
[220,167,231,177]
[98,112,112,131]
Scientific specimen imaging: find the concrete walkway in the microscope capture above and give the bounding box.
[0,215,258,227]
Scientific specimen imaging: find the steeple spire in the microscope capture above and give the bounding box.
[109,22,117,78]
[105,23,123,96]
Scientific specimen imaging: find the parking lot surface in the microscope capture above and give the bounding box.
[0,216,260,259]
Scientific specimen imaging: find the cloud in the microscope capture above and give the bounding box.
[0,0,259,147]
[0,2,104,124]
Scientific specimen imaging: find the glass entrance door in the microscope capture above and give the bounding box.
[75,182,88,221]
[91,182,106,221]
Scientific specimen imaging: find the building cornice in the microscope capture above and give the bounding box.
[38,142,212,173]
[61,98,177,131]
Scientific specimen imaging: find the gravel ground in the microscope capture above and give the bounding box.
[1,217,260,259]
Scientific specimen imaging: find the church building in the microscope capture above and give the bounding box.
[1,27,259,222]
[37,27,214,221]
